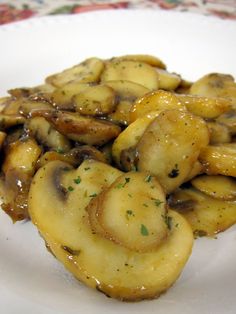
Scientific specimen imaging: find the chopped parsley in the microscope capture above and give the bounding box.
[140,224,149,236]
[154,199,163,207]
[115,177,130,189]
[165,216,173,230]
[74,176,81,184]
[126,209,135,219]
[143,203,149,207]
[67,186,74,192]
[89,193,97,198]
[84,167,91,171]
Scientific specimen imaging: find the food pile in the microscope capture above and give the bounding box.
[0,54,236,301]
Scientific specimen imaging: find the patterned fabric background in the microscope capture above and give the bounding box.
[0,0,236,24]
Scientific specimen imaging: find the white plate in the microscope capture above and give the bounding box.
[0,9,236,314]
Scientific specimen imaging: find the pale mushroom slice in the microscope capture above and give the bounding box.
[25,117,71,152]
[28,160,193,301]
[137,109,209,194]
[8,84,55,98]
[2,97,24,115]
[1,137,42,221]
[207,121,231,144]
[19,99,53,117]
[189,73,236,106]
[73,84,116,116]
[130,90,184,123]
[156,69,181,91]
[32,110,121,146]
[87,171,168,252]
[101,60,159,90]
[199,145,236,177]
[111,54,166,69]
[177,94,232,119]
[46,57,105,87]
[191,175,236,201]
[169,187,236,237]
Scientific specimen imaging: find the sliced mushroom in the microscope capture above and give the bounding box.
[112,112,159,169]
[156,69,181,91]
[32,110,121,146]
[1,138,42,221]
[216,110,236,134]
[87,171,168,252]
[111,54,166,69]
[25,117,71,152]
[190,73,236,106]
[207,121,231,144]
[0,131,6,150]
[101,60,159,90]
[46,57,105,87]
[51,82,92,110]
[169,187,236,237]
[37,146,107,169]
[0,114,25,131]
[191,175,236,201]
[130,90,184,123]
[137,109,209,194]
[2,98,24,115]
[199,144,236,177]
[177,94,232,119]
[73,84,116,116]
[19,99,53,117]
[8,84,55,98]
[106,80,150,125]
[29,160,193,301]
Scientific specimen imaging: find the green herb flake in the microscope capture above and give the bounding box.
[68,186,74,192]
[74,176,81,184]
[84,167,91,171]
[115,183,124,189]
[89,193,97,198]
[128,193,132,198]
[145,175,152,182]
[56,148,64,154]
[140,224,149,236]
[143,203,148,207]
[115,177,130,189]
[154,199,163,207]
[125,177,130,184]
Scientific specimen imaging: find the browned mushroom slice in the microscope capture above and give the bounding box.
[2,98,24,115]
[37,146,107,169]
[191,175,236,201]
[136,109,209,194]
[111,54,166,69]
[0,97,10,112]
[25,117,71,152]
[1,137,42,221]
[73,84,116,116]
[0,114,25,130]
[19,99,53,117]
[46,57,105,87]
[51,82,92,110]
[175,79,193,94]
[105,80,150,125]
[101,60,159,90]
[32,110,121,146]
[169,187,236,237]
[207,122,231,144]
[199,144,236,177]
[8,84,55,98]
[0,131,6,150]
